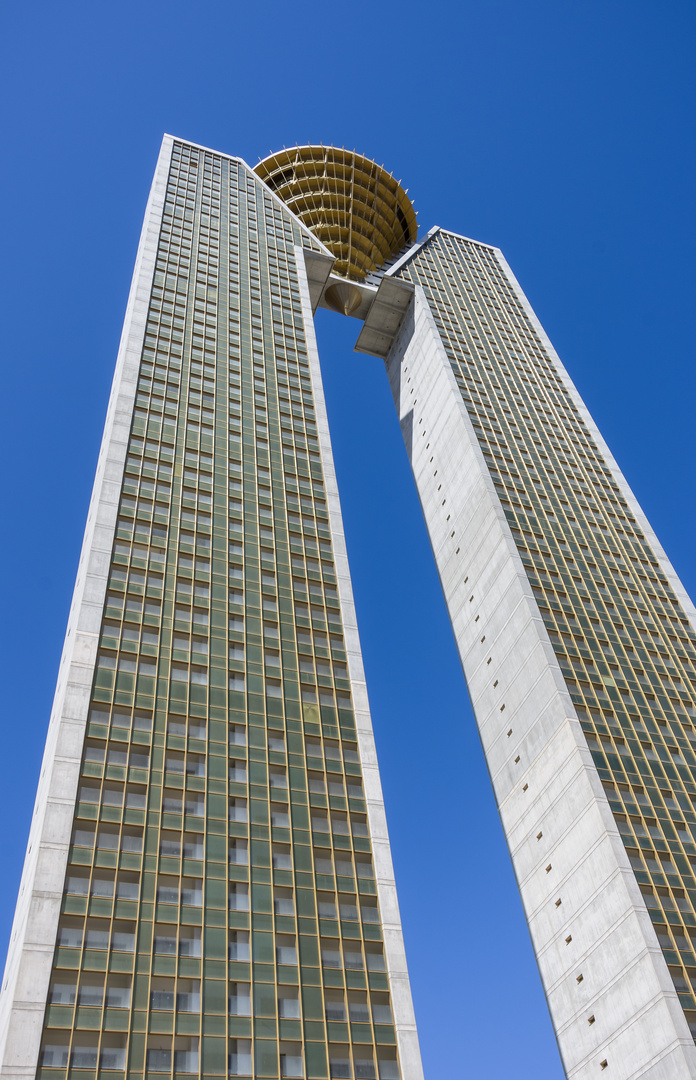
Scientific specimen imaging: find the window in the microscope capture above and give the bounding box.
[355,1055,376,1080]
[181,880,203,906]
[183,834,204,859]
[229,884,249,911]
[58,924,83,949]
[49,981,76,1005]
[229,931,250,962]
[41,1045,70,1068]
[66,874,89,895]
[348,998,370,1023]
[325,996,346,1021]
[72,826,95,849]
[274,889,294,915]
[229,840,248,865]
[112,926,136,952]
[186,794,205,816]
[230,761,247,784]
[229,982,251,1016]
[120,828,143,853]
[322,946,341,969]
[165,750,184,776]
[151,981,175,1011]
[372,997,392,1024]
[177,981,200,1012]
[229,798,247,822]
[106,979,131,1008]
[116,877,139,901]
[272,845,292,870]
[157,879,179,904]
[185,753,205,777]
[271,806,290,828]
[71,1044,101,1069]
[281,1048,304,1077]
[147,1048,172,1072]
[229,1040,252,1076]
[344,949,363,971]
[315,855,333,875]
[126,786,147,809]
[85,926,110,950]
[160,833,181,857]
[366,949,386,972]
[276,936,297,965]
[153,933,178,958]
[178,928,201,957]
[329,1051,352,1079]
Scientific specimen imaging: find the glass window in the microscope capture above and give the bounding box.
[229,931,250,962]
[228,983,251,1016]
[278,990,300,1019]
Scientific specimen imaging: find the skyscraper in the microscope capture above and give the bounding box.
[1,134,695,1080]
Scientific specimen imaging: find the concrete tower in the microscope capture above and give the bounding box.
[0,138,422,1080]
[3,137,696,1080]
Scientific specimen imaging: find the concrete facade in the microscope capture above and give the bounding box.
[382,277,696,1078]
[0,139,423,1080]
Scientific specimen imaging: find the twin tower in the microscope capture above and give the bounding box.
[2,137,696,1080]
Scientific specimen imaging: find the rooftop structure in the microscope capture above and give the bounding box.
[254,146,417,307]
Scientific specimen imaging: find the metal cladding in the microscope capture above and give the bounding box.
[254,146,417,282]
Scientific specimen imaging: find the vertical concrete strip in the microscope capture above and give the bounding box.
[0,135,173,1080]
[295,246,425,1080]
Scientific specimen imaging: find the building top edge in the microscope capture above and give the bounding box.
[161,135,334,263]
[385,226,499,278]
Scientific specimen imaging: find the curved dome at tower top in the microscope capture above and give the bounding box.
[254,145,417,283]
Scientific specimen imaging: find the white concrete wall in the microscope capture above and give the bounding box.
[295,246,425,1080]
[0,135,173,1080]
[383,285,696,1079]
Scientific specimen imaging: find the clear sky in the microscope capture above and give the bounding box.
[1,2,694,1077]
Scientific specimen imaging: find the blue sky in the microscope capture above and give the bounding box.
[1,2,694,1076]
